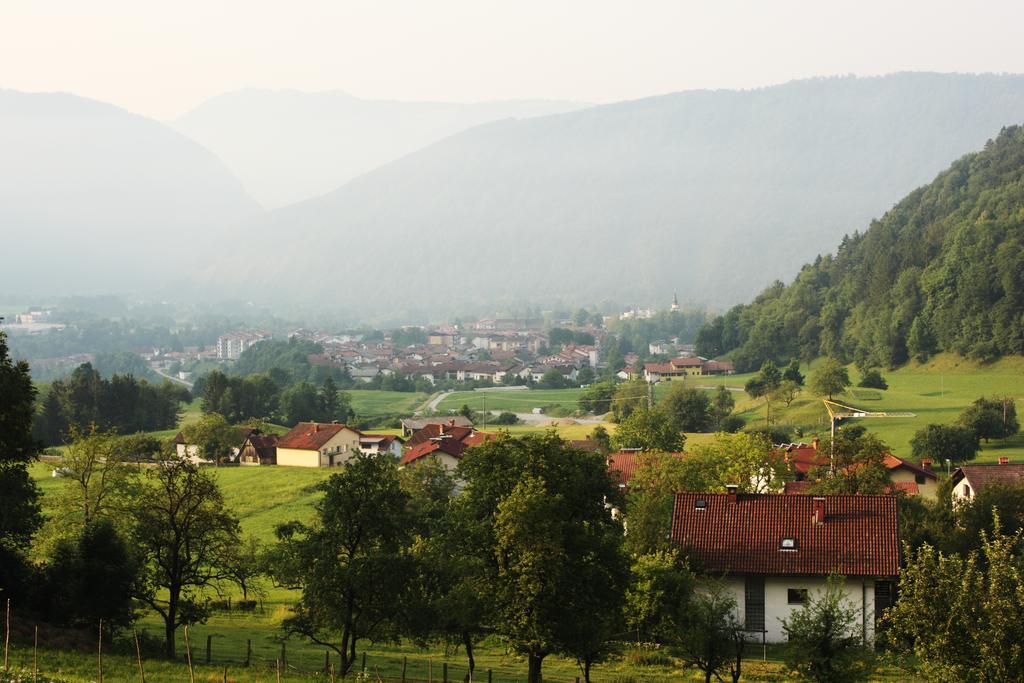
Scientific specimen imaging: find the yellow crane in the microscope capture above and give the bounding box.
[822,399,916,473]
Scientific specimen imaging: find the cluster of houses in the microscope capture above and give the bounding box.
[299,325,603,386]
[172,414,1021,646]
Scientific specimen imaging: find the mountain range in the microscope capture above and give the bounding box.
[173,89,585,208]
[6,73,1024,320]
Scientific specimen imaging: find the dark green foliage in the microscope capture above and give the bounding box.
[624,551,694,644]
[130,459,241,658]
[548,327,595,348]
[805,432,892,495]
[910,423,980,465]
[783,360,805,386]
[41,518,140,631]
[697,126,1024,369]
[491,411,519,425]
[959,396,1020,442]
[677,582,745,683]
[613,406,685,452]
[92,350,160,382]
[33,362,184,445]
[808,359,852,399]
[746,361,783,424]
[611,310,712,358]
[453,432,627,683]
[857,369,888,390]
[782,577,875,683]
[271,452,413,676]
[579,381,616,414]
[661,384,714,432]
[0,328,43,586]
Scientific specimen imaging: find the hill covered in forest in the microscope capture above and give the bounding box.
[696,125,1024,371]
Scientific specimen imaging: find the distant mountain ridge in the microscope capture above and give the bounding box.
[696,124,1024,370]
[173,89,587,208]
[215,72,1024,319]
[0,89,259,297]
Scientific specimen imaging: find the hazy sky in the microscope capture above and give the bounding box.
[4,0,1024,120]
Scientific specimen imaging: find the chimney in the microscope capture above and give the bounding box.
[812,497,826,525]
[999,456,1010,465]
[726,484,738,504]
[449,419,456,427]
[313,423,320,433]
[921,459,933,471]
[812,437,820,451]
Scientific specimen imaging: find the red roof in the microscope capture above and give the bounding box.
[784,479,920,497]
[882,454,937,481]
[277,422,360,451]
[606,450,686,488]
[951,463,1024,494]
[400,429,496,466]
[671,492,900,577]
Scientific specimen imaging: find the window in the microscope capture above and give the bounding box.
[780,537,798,551]
[787,588,808,605]
[915,474,926,485]
[744,576,765,631]
[964,484,972,498]
[694,500,707,510]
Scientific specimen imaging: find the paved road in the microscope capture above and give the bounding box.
[152,366,193,389]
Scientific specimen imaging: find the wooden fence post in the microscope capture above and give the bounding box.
[206,634,212,664]
[325,650,330,673]
[4,598,10,673]
[329,662,337,683]
[184,625,195,683]
[133,628,146,683]
[97,619,104,683]
[222,665,228,683]
[276,659,281,683]
[401,656,407,682]
[428,657,433,683]
[32,625,37,682]
[443,662,448,683]
[361,651,366,672]
[280,641,287,668]
[487,668,492,683]
[245,639,251,667]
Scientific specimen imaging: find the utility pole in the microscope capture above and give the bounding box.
[647,381,653,409]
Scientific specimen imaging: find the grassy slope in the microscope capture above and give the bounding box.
[347,389,429,418]
[733,354,1024,462]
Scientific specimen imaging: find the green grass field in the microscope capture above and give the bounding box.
[347,390,429,419]
[731,354,1024,463]
[435,388,588,414]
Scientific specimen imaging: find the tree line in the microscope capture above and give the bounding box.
[32,362,189,446]
[696,126,1024,372]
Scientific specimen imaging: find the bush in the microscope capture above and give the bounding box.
[857,369,888,390]
[718,415,746,433]
[491,411,519,425]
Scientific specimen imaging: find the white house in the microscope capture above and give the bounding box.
[950,458,1024,502]
[671,490,899,644]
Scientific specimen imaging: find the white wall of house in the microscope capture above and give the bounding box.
[889,467,939,500]
[952,476,974,502]
[277,429,361,467]
[719,575,879,644]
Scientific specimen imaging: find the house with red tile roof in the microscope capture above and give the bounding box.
[777,441,938,498]
[276,422,363,467]
[643,356,734,382]
[400,427,496,470]
[358,434,404,459]
[671,490,899,643]
[950,458,1024,503]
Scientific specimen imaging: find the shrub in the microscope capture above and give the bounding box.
[857,369,888,390]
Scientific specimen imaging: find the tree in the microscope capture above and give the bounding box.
[588,425,611,454]
[808,358,851,400]
[53,424,139,531]
[884,517,1024,682]
[691,431,788,493]
[782,576,875,683]
[454,432,626,683]
[319,376,352,423]
[959,396,1020,442]
[857,369,888,390]
[130,458,241,658]
[539,368,568,389]
[624,550,693,643]
[910,423,979,465]
[745,360,783,424]
[806,431,892,495]
[222,535,266,603]
[0,327,42,596]
[41,518,140,632]
[579,381,616,415]
[772,378,801,407]
[279,381,320,426]
[201,370,229,415]
[783,360,805,386]
[711,386,736,429]
[611,379,648,421]
[678,581,746,683]
[180,412,239,464]
[661,384,714,432]
[625,451,715,555]
[271,452,413,676]
[612,406,685,452]
[907,316,937,363]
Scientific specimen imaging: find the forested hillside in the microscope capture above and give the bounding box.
[697,125,1024,371]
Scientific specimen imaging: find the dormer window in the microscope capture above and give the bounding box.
[780,537,798,551]
[694,500,707,511]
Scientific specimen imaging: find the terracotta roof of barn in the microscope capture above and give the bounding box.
[277,422,360,451]
[670,492,900,577]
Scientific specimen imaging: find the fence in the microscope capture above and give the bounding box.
[1,600,592,683]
